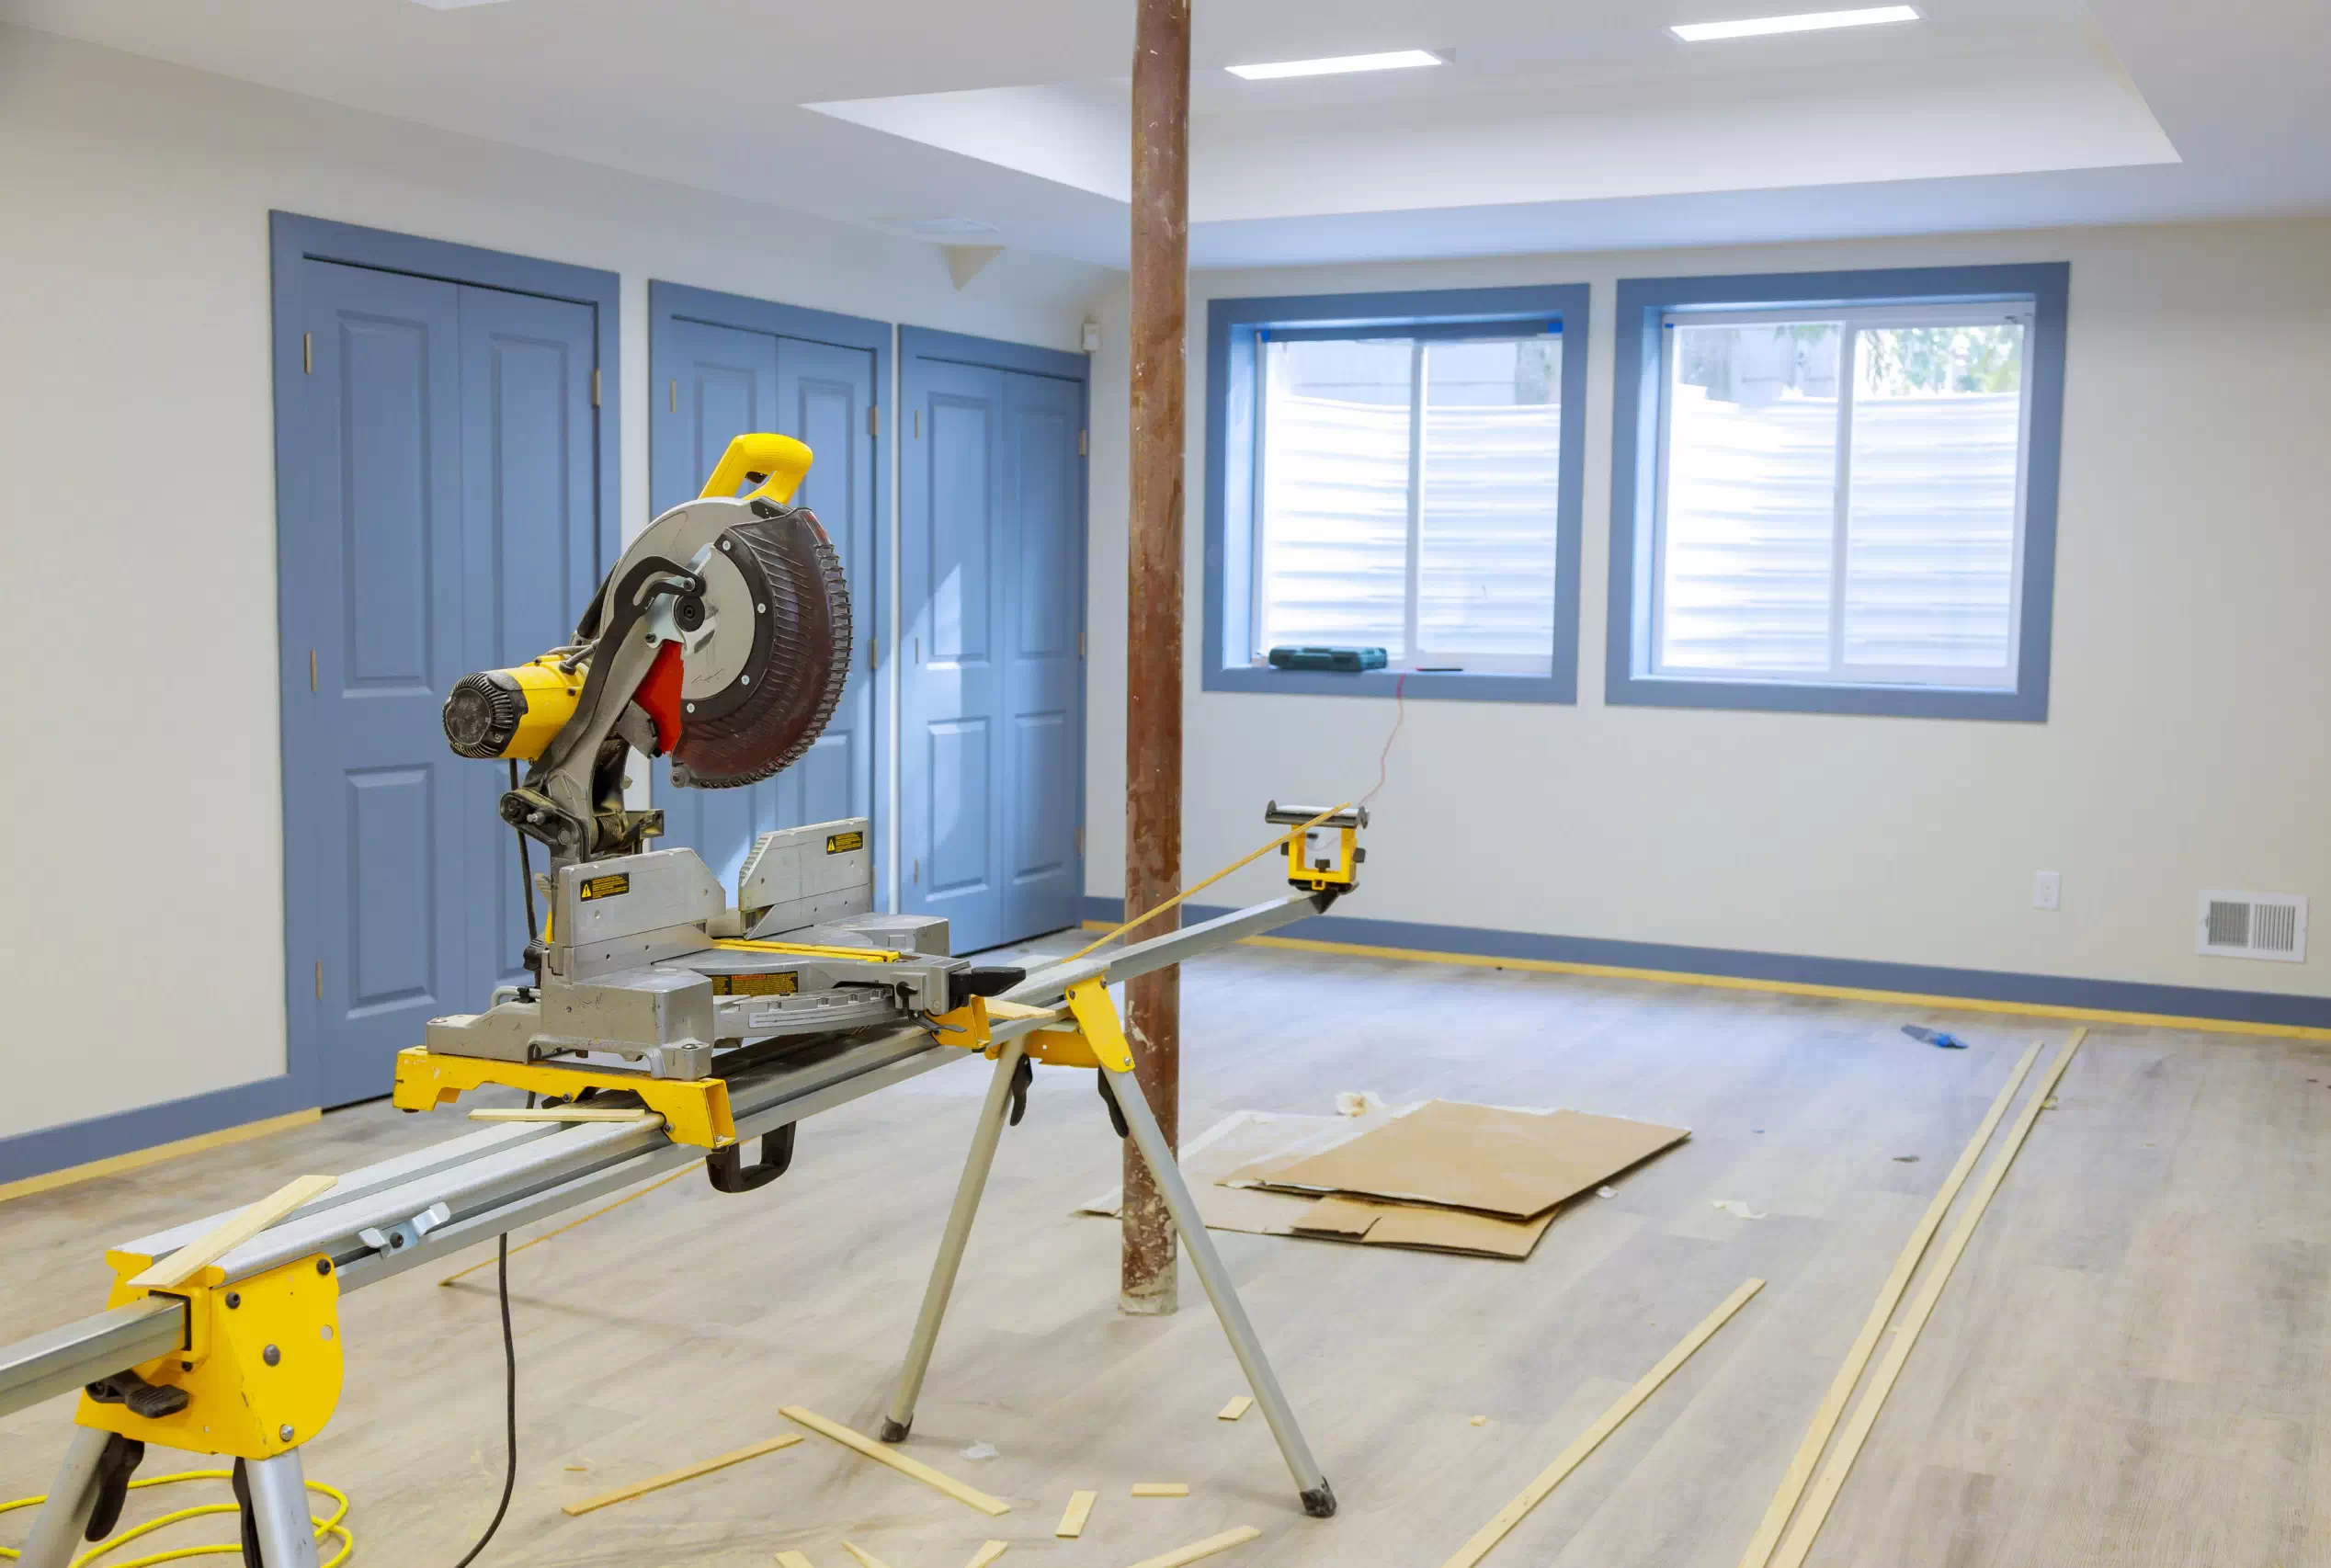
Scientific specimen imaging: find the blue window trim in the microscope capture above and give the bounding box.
[1203,285,1591,704]
[648,280,895,904]
[1607,261,2070,722]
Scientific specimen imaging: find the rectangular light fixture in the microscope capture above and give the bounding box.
[1669,6,1918,42]
[1225,50,1443,81]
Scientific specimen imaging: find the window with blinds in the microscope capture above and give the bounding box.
[1651,301,2032,689]
[1253,330,1562,674]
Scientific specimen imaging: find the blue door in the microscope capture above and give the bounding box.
[900,333,1087,953]
[284,260,600,1106]
[651,310,879,896]
[457,287,601,994]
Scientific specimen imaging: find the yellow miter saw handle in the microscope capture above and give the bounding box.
[700,432,813,507]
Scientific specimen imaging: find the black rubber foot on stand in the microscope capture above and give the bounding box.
[879,1418,911,1443]
[1300,1480,1337,1518]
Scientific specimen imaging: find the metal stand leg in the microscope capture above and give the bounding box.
[1101,1062,1338,1517]
[881,1042,1026,1443]
[16,1427,112,1568]
[243,1450,321,1568]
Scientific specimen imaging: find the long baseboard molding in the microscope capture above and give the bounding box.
[1080,897,2331,1038]
[0,1075,317,1199]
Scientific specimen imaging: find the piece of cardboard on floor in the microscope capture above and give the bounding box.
[1229,1100,1689,1219]
[1290,1192,1555,1259]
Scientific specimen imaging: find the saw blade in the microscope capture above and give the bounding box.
[673,505,852,789]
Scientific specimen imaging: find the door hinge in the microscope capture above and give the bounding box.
[308,649,317,691]
[669,380,677,414]
[869,636,878,674]
[313,960,324,1001]
[915,635,921,664]
[301,332,313,375]
[913,408,921,440]
[1075,825,1085,856]
[1077,630,1086,659]
[1078,427,1088,457]
[868,404,879,439]
[591,368,602,407]
[913,858,920,885]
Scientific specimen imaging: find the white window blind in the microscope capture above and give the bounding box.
[1255,333,1561,673]
[1652,302,2030,689]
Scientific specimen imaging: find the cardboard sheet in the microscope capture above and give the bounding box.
[1075,1105,1570,1259]
[1228,1100,1689,1220]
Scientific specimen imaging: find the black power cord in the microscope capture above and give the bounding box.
[448,1234,518,1568]
[445,767,541,1568]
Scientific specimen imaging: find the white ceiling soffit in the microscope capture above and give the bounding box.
[3,0,2327,270]
[808,35,2173,224]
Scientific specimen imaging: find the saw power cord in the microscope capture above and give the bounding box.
[0,1471,352,1568]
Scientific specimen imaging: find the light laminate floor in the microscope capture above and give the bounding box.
[5,939,2325,1567]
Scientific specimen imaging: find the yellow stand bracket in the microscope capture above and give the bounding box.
[926,982,1134,1073]
[391,1046,738,1149]
[77,1250,343,1460]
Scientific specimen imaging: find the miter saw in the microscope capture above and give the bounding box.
[401,434,1010,1159]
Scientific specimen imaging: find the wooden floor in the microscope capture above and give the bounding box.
[5,940,2327,1568]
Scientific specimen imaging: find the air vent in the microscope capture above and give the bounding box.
[2197,891,2308,962]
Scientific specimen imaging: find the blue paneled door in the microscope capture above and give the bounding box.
[286,260,598,1106]
[651,318,878,896]
[901,355,1086,954]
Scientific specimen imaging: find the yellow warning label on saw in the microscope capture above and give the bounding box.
[710,972,801,996]
[578,872,631,901]
[825,831,865,854]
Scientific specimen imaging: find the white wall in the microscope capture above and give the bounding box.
[1083,218,2331,1006]
[0,28,1110,1142]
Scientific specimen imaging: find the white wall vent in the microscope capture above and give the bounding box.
[2196,892,2308,962]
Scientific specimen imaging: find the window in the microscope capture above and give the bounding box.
[1610,265,2067,722]
[1205,287,1589,702]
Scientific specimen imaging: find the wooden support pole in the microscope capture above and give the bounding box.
[1122,0,1190,1316]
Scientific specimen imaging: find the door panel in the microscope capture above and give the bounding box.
[650,317,877,898]
[902,361,1006,949]
[1000,371,1086,938]
[296,261,469,1107]
[458,287,599,994]
[901,351,1086,954]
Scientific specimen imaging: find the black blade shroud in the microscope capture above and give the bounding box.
[676,504,852,788]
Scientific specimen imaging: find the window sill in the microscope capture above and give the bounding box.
[1608,670,2045,722]
[1205,664,1575,704]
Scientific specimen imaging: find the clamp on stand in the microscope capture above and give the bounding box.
[888,980,1337,1518]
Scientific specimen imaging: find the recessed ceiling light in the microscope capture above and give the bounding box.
[1225,50,1443,81]
[887,217,1000,237]
[1669,6,1919,42]
[407,0,517,9]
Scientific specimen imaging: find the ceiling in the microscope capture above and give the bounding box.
[5,0,2327,270]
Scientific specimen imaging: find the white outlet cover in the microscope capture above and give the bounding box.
[2033,870,2062,911]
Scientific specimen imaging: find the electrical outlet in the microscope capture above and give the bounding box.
[2033,870,2061,911]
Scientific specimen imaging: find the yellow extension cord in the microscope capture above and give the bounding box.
[0,1470,351,1568]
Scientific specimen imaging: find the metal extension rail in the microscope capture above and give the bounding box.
[0,891,1328,1430]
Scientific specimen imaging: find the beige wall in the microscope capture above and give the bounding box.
[1082,219,2331,1006]
[0,28,1109,1141]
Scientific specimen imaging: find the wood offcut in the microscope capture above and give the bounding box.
[1764,1030,2087,1568]
[560,1434,801,1516]
[1131,1482,1189,1496]
[1437,1278,1766,1568]
[129,1174,337,1290]
[1121,1525,1264,1568]
[1735,1039,2046,1568]
[782,1404,1011,1517]
[1057,1490,1098,1538]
